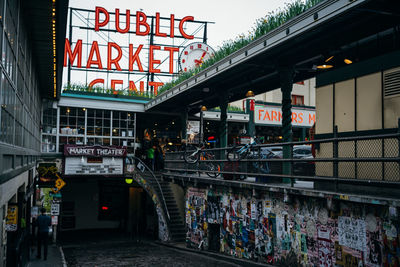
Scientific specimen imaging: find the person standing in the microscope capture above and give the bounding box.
[36,208,51,260]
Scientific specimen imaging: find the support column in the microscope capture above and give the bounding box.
[279,67,294,184]
[246,99,255,137]
[199,110,204,143]
[219,97,229,149]
[180,109,188,141]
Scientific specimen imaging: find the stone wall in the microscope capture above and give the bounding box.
[185,187,399,266]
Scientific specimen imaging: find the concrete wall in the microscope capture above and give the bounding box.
[170,183,185,223]
[315,67,400,180]
[335,79,355,132]
[357,73,382,131]
[316,84,333,134]
[185,186,399,266]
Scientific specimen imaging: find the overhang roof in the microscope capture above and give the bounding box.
[145,0,400,114]
[21,0,69,99]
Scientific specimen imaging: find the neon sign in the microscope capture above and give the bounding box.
[64,7,201,95]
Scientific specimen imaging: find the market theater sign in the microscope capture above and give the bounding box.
[64,7,196,95]
[64,145,127,157]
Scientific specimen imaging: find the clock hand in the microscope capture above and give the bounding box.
[200,51,207,59]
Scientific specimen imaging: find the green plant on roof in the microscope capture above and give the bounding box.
[62,83,156,99]
[210,105,245,113]
[158,0,324,95]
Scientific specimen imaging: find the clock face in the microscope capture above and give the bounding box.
[179,42,215,72]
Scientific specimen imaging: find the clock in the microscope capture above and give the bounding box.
[179,42,215,72]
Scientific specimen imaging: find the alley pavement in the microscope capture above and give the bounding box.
[27,244,65,267]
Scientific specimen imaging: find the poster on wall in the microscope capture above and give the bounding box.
[187,120,200,144]
[5,205,18,232]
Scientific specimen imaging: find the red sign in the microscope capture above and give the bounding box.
[249,99,255,111]
[64,7,196,95]
[64,145,127,157]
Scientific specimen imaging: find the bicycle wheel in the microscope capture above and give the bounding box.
[227,146,248,161]
[184,144,199,164]
[205,163,221,178]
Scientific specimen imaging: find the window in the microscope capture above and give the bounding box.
[292,95,304,106]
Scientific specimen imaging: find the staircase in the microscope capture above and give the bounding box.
[126,156,186,243]
[151,176,186,242]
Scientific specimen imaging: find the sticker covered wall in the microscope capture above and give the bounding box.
[184,187,400,266]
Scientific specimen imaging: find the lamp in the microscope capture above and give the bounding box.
[246,90,255,98]
[344,58,353,64]
[316,64,333,69]
[201,106,207,112]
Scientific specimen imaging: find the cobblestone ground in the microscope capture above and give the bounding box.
[63,241,241,267]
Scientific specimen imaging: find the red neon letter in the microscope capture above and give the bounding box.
[129,81,138,93]
[309,113,316,124]
[136,11,150,36]
[164,46,179,74]
[129,44,144,72]
[149,45,161,73]
[64,38,82,68]
[95,7,109,31]
[139,81,145,93]
[107,42,122,71]
[179,16,194,39]
[115,9,130,33]
[88,79,104,89]
[170,14,175,38]
[258,110,264,121]
[111,79,123,94]
[149,81,164,96]
[155,12,167,37]
[86,41,103,69]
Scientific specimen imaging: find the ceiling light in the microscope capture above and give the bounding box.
[325,56,334,62]
[344,58,353,64]
[316,64,333,69]
[246,90,255,97]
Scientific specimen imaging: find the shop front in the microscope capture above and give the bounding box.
[254,102,316,142]
[59,145,158,240]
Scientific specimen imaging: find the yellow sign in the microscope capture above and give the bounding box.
[6,205,18,232]
[55,177,66,190]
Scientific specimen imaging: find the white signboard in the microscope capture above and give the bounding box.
[51,216,58,225]
[254,104,315,127]
[187,120,200,144]
[64,157,123,175]
[51,204,60,216]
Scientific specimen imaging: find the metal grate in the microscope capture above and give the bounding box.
[384,69,400,98]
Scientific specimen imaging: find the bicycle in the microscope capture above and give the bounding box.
[226,137,270,174]
[183,141,221,178]
[227,137,263,161]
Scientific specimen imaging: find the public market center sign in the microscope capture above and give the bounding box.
[64,7,197,95]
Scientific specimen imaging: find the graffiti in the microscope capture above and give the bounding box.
[186,188,207,249]
[338,216,366,251]
[184,187,399,266]
[156,207,169,241]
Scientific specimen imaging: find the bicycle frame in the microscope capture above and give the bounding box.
[236,138,259,156]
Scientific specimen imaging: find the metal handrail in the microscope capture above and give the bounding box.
[164,128,400,184]
[126,155,170,221]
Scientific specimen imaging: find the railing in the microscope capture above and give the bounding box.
[126,155,170,220]
[163,126,400,192]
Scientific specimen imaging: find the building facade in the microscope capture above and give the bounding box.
[0,0,68,266]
